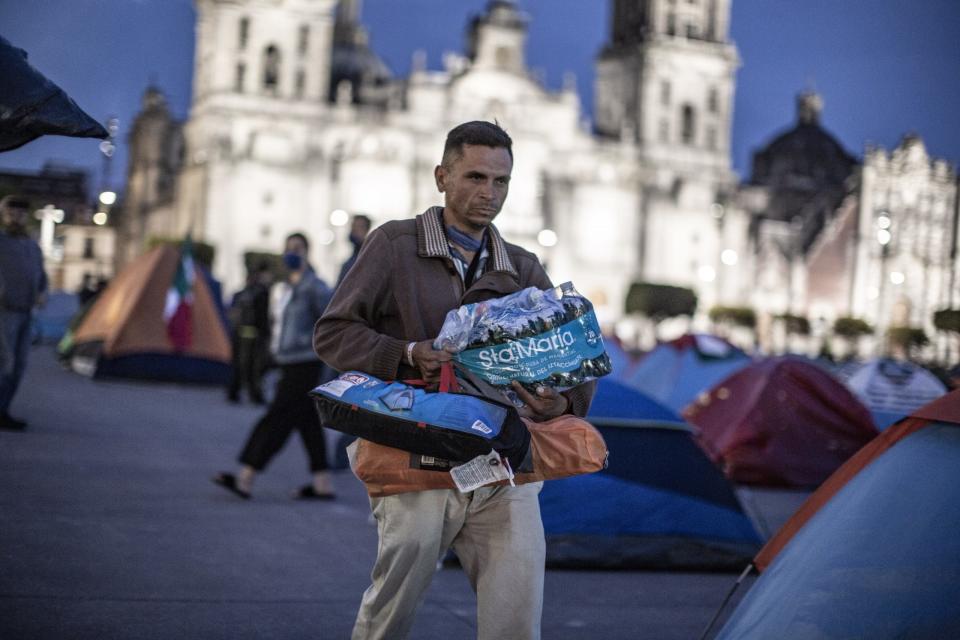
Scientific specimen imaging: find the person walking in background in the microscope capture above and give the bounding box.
[213,232,336,500]
[335,214,372,289]
[0,195,48,431]
[226,263,271,404]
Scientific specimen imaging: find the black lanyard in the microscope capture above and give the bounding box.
[462,236,487,289]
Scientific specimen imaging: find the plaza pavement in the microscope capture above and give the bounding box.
[0,346,799,639]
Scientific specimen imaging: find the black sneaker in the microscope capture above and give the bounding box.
[0,413,27,431]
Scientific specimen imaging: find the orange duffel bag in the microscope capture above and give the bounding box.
[349,414,608,498]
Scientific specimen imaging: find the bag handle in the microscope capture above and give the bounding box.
[397,364,461,393]
[439,361,461,394]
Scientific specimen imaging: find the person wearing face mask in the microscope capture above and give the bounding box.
[213,232,336,500]
[0,195,47,432]
[335,214,372,289]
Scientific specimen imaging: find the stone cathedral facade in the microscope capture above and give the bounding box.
[120,0,747,329]
[120,0,958,354]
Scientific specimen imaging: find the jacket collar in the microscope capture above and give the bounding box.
[416,206,518,277]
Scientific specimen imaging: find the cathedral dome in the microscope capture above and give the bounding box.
[329,41,392,103]
[750,91,856,191]
[328,2,393,105]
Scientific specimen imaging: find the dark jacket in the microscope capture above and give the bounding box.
[274,267,331,365]
[0,231,47,312]
[314,207,595,418]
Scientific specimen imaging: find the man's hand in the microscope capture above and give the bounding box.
[411,340,454,384]
[511,382,568,422]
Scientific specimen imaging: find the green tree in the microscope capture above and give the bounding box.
[147,236,216,270]
[887,326,929,359]
[708,305,757,328]
[933,308,960,363]
[933,309,960,333]
[775,313,811,336]
[832,316,873,359]
[833,316,873,338]
[243,251,284,282]
[625,282,697,341]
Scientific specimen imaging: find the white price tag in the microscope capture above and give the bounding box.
[318,373,370,398]
[450,451,514,493]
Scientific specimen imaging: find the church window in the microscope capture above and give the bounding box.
[706,126,717,150]
[706,0,718,39]
[660,80,671,106]
[298,25,310,56]
[239,17,249,49]
[83,237,95,259]
[235,63,246,92]
[495,46,513,69]
[686,22,699,39]
[658,119,669,142]
[295,69,305,98]
[263,45,281,94]
[708,87,719,113]
[681,104,696,145]
[666,13,677,36]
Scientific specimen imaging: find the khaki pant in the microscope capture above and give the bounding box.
[352,482,545,640]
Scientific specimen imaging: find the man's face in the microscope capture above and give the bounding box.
[349,218,370,243]
[435,144,512,233]
[285,236,307,257]
[0,203,30,234]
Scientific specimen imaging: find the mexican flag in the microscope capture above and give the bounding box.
[164,237,194,352]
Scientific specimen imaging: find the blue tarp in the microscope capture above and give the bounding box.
[718,421,960,638]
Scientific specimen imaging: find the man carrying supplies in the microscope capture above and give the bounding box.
[314,121,595,640]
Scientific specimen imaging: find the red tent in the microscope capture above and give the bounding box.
[683,356,878,487]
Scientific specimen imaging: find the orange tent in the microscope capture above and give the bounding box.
[71,245,232,383]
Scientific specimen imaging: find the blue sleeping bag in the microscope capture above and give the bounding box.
[310,372,530,468]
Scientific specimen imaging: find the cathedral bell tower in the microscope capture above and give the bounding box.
[178,0,339,290]
[594,0,738,174]
[191,0,338,106]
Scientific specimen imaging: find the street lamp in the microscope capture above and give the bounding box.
[35,204,64,259]
[537,229,558,248]
[876,209,892,354]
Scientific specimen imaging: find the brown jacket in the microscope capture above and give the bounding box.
[313,206,595,417]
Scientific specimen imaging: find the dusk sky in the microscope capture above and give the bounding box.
[1,0,958,195]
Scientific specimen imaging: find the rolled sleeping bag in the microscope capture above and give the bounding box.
[310,371,530,470]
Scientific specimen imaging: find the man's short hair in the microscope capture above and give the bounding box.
[353,214,372,231]
[286,231,310,252]
[0,195,31,211]
[441,121,513,168]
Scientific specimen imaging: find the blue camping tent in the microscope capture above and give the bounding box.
[602,334,637,380]
[539,377,762,569]
[844,358,947,430]
[716,391,960,639]
[585,377,682,424]
[623,334,751,412]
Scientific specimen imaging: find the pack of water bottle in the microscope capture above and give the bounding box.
[434,282,612,392]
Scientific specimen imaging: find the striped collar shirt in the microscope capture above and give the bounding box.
[416,206,517,284]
